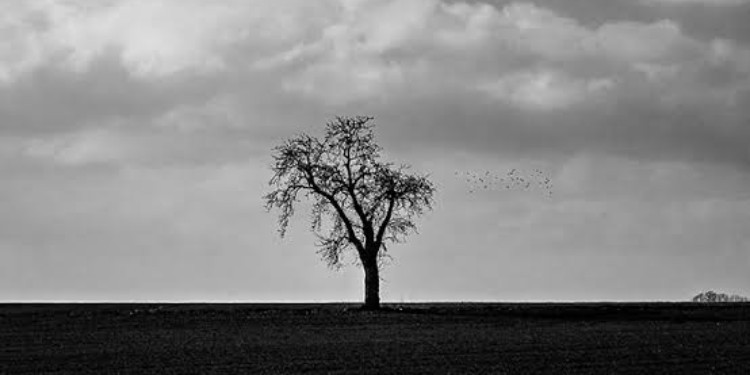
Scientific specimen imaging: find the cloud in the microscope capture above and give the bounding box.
[3,0,748,169]
[478,70,615,110]
[642,0,749,5]
[0,0,336,82]
[250,0,747,114]
[21,119,263,168]
[2,0,750,301]
[0,2,44,84]
[4,0,749,111]
[708,39,750,73]
[594,20,701,65]
[24,127,129,166]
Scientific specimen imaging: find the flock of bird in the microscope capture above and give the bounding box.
[455,168,553,197]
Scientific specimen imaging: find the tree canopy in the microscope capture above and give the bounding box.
[264,116,434,308]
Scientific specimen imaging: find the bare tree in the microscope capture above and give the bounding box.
[264,116,435,309]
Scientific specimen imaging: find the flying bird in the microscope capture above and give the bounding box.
[457,167,554,197]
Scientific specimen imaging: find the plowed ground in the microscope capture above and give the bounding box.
[2,303,749,374]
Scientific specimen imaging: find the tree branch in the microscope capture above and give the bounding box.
[265,115,434,270]
[306,171,365,253]
[374,194,396,252]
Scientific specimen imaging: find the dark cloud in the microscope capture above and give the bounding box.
[0,57,237,136]
[366,79,750,171]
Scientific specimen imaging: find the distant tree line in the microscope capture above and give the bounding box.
[692,291,749,303]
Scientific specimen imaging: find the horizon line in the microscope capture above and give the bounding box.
[0,299,700,304]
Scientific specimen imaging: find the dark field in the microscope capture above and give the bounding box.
[2,303,749,374]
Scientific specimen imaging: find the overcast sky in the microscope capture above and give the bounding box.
[2,0,749,302]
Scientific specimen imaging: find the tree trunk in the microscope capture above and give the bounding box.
[363,257,380,310]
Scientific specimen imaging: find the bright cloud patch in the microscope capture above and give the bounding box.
[478,71,615,110]
[0,0,335,81]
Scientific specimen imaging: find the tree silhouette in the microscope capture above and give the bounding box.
[692,290,749,303]
[265,116,434,309]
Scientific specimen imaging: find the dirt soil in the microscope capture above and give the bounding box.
[1,303,749,374]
